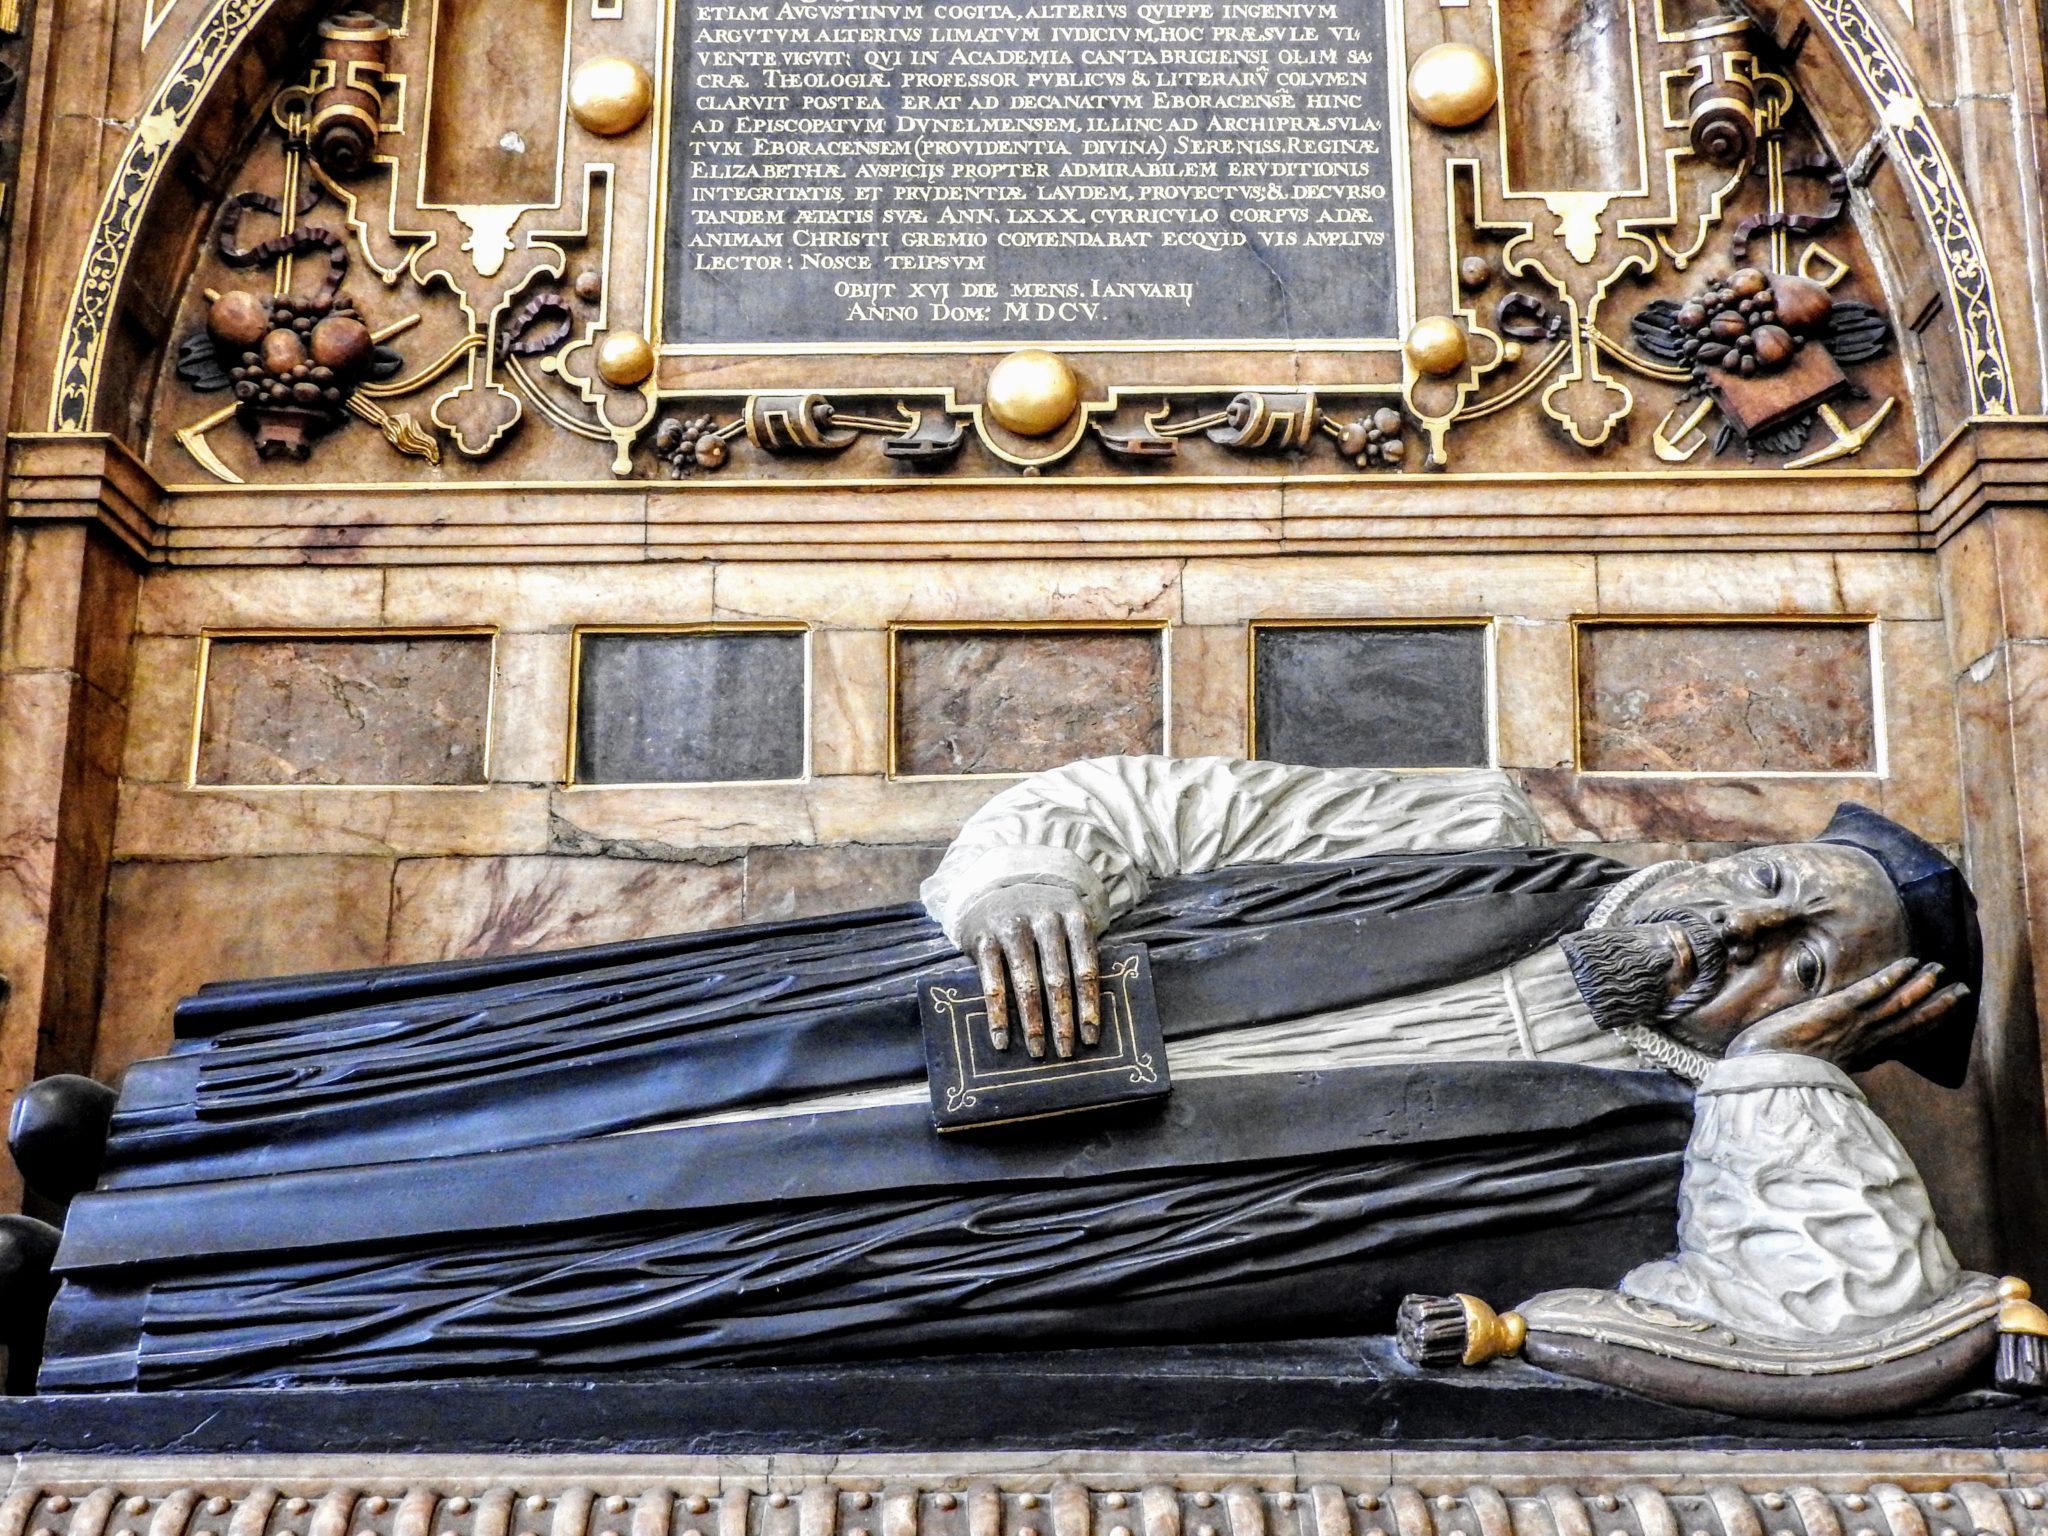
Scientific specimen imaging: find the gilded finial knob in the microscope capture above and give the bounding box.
[1405,315,1470,377]
[595,329,655,387]
[570,57,655,136]
[985,349,1080,436]
[1408,43,1497,129]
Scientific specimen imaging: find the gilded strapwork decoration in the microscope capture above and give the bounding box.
[640,390,1410,477]
[156,0,653,481]
[113,0,1987,486]
[1404,1,1918,473]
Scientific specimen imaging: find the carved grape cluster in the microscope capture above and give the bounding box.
[652,413,730,474]
[1665,266,1834,380]
[1335,407,1406,468]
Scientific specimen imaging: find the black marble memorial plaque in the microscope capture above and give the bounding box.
[661,0,1405,347]
[573,629,809,783]
[1253,623,1490,769]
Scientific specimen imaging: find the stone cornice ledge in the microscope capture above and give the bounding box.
[14,425,2048,563]
[1918,418,2048,546]
[135,474,1933,564]
[5,435,166,563]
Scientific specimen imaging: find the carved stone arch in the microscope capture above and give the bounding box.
[1746,0,2017,418]
[47,0,328,440]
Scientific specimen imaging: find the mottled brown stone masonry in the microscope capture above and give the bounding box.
[195,635,495,787]
[893,629,1165,776]
[1576,622,1877,774]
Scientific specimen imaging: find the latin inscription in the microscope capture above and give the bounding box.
[662,0,1401,345]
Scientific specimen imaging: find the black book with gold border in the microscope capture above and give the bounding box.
[919,943,1171,1130]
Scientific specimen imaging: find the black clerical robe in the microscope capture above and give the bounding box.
[42,848,1694,1390]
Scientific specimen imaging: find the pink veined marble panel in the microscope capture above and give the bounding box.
[893,628,1165,776]
[1577,622,1876,774]
[194,634,494,786]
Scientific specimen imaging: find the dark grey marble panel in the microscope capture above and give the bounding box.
[196,635,493,786]
[1253,624,1490,769]
[574,630,807,784]
[894,628,1163,775]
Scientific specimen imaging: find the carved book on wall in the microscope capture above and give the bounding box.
[920,945,1170,1130]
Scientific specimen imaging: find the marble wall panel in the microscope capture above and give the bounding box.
[811,629,889,777]
[1170,625,1249,758]
[194,634,495,787]
[1516,770,1874,847]
[1876,620,1965,845]
[1252,624,1490,769]
[1181,555,1595,624]
[0,672,80,1112]
[119,637,201,784]
[387,855,745,964]
[490,632,572,787]
[743,844,948,921]
[547,783,821,855]
[421,0,566,206]
[1576,622,1878,774]
[114,782,553,860]
[136,569,385,636]
[1492,619,1575,770]
[892,629,1166,777]
[1993,511,2048,641]
[94,855,395,1075]
[1498,0,1640,192]
[1,524,89,674]
[1940,515,2005,672]
[1950,642,2048,1271]
[573,630,808,785]
[1834,552,1945,622]
[805,774,1011,845]
[382,565,716,632]
[714,560,1183,629]
[1592,553,1845,615]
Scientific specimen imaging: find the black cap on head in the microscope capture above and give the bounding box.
[1815,802,1980,1087]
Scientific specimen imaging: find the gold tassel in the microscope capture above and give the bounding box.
[1396,1292,1526,1368]
[1996,1276,2047,1393]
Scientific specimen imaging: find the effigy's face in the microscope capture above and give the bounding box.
[1614,844,1911,1050]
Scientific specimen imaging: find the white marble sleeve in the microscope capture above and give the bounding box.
[1619,1051,1961,1343]
[919,754,1547,943]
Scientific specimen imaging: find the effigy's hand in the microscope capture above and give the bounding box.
[953,881,1101,1059]
[1725,957,1969,1071]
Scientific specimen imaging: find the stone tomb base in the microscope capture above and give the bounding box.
[4,1449,2047,1536]
[1,1349,2045,1532]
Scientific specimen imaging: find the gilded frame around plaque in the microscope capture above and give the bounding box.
[186,625,501,791]
[1243,615,1498,772]
[1568,612,1886,780]
[646,0,1416,360]
[561,621,815,790]
[885,619,1174,782]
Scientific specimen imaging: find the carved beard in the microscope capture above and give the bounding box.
[1558,908,1729,1037]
